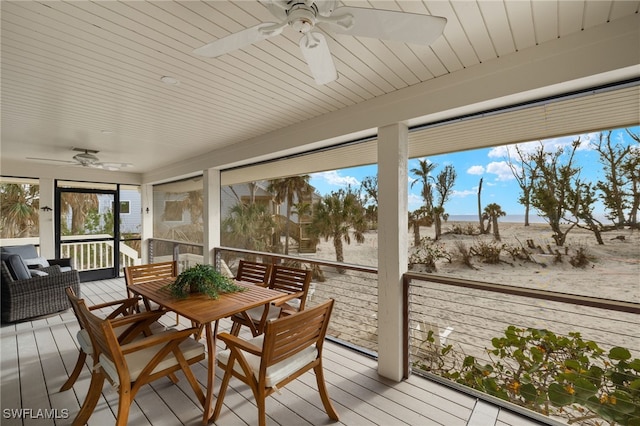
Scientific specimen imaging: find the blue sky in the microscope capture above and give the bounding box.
[309,126,639,217]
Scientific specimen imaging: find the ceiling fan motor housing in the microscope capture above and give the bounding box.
[287,2,318,33]
[73,152,100,166]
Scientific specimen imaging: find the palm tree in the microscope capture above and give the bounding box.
[484,203,506,241]
[410,159,437,210]
[60,193,99,235]
[433,165,457,240]
[268,176,312,255]
[310,187,366,273]
[221,202,276,252]
[408,206,431,247]
[0,183,39,238]
[410,159,437,241]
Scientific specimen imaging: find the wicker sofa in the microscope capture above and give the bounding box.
[1,245,80,323]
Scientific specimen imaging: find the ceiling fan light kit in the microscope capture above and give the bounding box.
[73,150,100,166]
[193,0,446,85]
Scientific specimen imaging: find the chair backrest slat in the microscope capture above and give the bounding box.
[66,288,116,361]
[268,265,312,310]
[263,299,333,366]
[125,261,177,286]
[236,260,272,284]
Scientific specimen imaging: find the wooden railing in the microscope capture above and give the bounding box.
[60,237,141,272]
[1,236,141,272]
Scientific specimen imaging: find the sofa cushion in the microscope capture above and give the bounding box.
[30,269,49,277]
[1,245,39,259]
[1,254,31,280]
[23,256,50,268]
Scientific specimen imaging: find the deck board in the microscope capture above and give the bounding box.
[0,278,548,426]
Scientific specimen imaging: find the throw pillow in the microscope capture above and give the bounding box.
[23,256,50,268]
[30,269,49,277]
[3,254,31,280]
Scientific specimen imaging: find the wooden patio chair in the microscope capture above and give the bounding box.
[59,288,164,392]
[235,259,272,284]
[124,261,179,323]
[213,299,339,426]
[69,289,206,426]
[229,264,312,337]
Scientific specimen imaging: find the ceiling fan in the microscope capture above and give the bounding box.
[193,0,447,85]
[27,148,132,171]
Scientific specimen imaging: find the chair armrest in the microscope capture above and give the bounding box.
[217,332,262,355]
[37,265,62,274]
[48,258,74,269]
[2,268,79,292]
[109,310,167,344]
[91,297,143,319]
[120,327,200,354]
[271,291,304,307]
[109,310,165,328]
[89,296,140,311]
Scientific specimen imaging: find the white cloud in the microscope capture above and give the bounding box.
[408,193,423,210]
[311,171,360,187]
[452,189,477,198]
[489,132,600,161]
[467,165,485,175]
[486,161,514,181]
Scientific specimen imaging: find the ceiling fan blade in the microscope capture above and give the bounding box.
[96,162,133,171]
[323,7,446,45]
[26,157,76,164]
[193,22,284,58]
[299,32,337,85]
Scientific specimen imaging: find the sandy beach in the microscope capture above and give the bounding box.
[297,220,639,360]
[310,221,640,303]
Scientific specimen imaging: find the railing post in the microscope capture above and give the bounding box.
[148,238,154,263]
[403,274,410,379]
[173,242,180,265]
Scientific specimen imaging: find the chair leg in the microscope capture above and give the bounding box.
[72,371,105,426]
[115,384,132,426]
[212,366,233,421]
[230,321,241,336]
[59,350,87,391]
[182,365,206,407]
[168,373,179,384]
[257,387,267,426]
[314,363,339,421]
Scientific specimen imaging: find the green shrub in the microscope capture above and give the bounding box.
[414,326,640,425]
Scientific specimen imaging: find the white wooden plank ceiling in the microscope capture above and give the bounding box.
[1,1,638,175]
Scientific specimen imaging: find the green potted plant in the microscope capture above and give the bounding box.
[166,264,245,299]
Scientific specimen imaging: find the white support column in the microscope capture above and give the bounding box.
[39,178,55,258]
[203,168,221,265]
[141,184,153,263]
[377,122,409,381]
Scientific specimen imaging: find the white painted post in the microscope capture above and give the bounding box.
[141,184,153,263]
[377,122,409,381]
[38,178,55,257]
[203,168,221,265]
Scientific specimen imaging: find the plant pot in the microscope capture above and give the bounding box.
[189,283,200,294]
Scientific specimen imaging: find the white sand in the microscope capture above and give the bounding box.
[307,221,640,303]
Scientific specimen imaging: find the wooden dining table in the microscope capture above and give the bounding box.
[127,277,284,424]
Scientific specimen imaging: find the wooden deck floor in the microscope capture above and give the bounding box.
[0,278,548,426]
